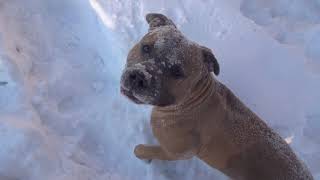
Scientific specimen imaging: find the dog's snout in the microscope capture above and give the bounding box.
[128,70,148,90]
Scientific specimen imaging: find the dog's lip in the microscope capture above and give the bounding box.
[120,86,128,95]
[120,87,143,104]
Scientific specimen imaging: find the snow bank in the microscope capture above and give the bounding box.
[0,0,127,179]
[240,0,320,75]
[0,0,319,179]
[240,0,320,176]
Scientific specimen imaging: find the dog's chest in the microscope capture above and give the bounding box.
[151,113,199,156]
[151,118,194,139]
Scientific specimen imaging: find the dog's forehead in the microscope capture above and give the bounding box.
[127,25,190,67]
[142,26,182,44]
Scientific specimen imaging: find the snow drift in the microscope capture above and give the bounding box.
[0,0,319,179]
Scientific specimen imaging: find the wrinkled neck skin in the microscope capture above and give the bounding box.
[153,72,216,118]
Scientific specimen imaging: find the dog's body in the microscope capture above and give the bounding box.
[120,13,313,180]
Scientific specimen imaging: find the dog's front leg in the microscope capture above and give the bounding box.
[134,144,184,161]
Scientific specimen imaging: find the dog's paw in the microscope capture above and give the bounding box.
[134,144,147,159]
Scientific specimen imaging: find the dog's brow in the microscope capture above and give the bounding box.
[142,33,158,43]
[141,40,155,46]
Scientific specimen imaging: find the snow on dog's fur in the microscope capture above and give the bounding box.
[120,13,314,180]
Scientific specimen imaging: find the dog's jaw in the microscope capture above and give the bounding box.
[120,87,144,104]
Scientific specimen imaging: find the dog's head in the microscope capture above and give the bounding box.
[120,13,219,106]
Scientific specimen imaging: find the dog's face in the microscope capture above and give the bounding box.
[120,13,219,107]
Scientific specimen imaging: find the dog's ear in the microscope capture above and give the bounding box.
[201,46,220,76]
[146,13,176,30]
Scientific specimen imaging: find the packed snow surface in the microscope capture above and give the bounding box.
[0,0,319,179]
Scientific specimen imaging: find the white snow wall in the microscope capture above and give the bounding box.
[0,0,319,180]
[0,0,132,179]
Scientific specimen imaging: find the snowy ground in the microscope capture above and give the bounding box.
[0,0,319,179]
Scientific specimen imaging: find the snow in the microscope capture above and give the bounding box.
[240,0,320,75]
[0,0,319,180]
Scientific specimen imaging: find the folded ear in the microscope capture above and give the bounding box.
[146,13,176,30]
[201,46,220,76]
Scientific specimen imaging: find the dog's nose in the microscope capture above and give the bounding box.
[128,70,148,90]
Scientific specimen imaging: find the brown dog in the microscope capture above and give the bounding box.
[120,13,314,180]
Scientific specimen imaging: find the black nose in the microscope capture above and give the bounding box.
[128,70,148,90]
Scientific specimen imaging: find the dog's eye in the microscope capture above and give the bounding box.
[142,45,152,53]
[170,65,184,78]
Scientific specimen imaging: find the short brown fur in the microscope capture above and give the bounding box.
[121,13,313,180]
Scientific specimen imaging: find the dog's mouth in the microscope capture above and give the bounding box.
[120,87,144,104]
